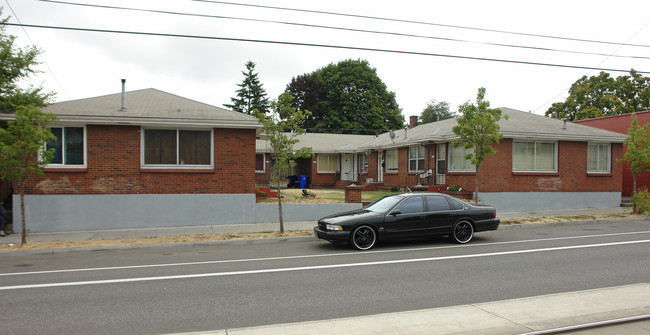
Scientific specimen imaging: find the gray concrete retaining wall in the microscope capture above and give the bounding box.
[12,191,621,232]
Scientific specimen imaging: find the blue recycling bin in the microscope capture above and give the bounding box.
[299,175,308,189]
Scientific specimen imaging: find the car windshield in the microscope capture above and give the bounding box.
[364,196,403,213]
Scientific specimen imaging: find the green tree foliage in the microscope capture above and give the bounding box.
[285,73,327,131]
[254,92,313,233]
[546,70,650,121]
[623,114,650,203]
[286,59,404,134]
[0,106,58,244]
[420,99,454,124]
[452,88,507,203]
[224,60,270,115]
[0,12,53,113]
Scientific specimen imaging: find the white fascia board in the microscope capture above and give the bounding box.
[501,131,627,143]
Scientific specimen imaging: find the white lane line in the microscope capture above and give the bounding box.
[1,239,649,291]
[2,230,650,277]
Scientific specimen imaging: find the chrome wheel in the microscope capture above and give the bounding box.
[452,221,474,244]
[350,225,376,250]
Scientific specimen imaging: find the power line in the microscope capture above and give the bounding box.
[194,0,650,49]
[38,0,650,61]
[4,0,70,100]
[5,22,648,75]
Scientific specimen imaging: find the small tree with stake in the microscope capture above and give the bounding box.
[452,87,507,204]
[0,106,58,245]
[623,113,650,213]
[254,92,313,233]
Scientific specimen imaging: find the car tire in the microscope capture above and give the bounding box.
[350,225,377,250]
[452,220,474,244]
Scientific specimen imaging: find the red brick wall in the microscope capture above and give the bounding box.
[25,125,256,194]
[444,139,622,193]
[310,154,338,187]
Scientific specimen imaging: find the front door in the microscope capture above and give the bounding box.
[340,153,355,181]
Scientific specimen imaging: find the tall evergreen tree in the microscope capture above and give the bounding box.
[224,61,270,115]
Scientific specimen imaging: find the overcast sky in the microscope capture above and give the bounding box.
[4,0,650,122]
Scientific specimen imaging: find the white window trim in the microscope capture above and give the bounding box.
[141,127,214,169]
[408,145,425,172]
[512,140,558,173]
[587,142,611,174]
[317,153,339,173]
[448,145,476,172]
[385,149,399,172]
[46,125,87,169]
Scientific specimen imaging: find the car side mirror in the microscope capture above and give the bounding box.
[390,209,401,216]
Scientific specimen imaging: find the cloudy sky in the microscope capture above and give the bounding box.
[4,0,650,121]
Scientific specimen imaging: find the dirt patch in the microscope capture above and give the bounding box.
[0,230,313,252]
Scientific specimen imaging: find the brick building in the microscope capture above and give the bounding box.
[573,110,650,196]
[1,88,262,232]
[258,108,627,211]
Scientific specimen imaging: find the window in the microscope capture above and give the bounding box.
[255,153,265,172]
[386,149,398,172]
[513,141,556,172]
[317,154,338,173]
[587,143,610,173]
[47,126,85,167]
[449,145,475,171]
[409,146,425,172]
[143,129,212,167]
[426,195,451,211]
[395,196,424,214]
[358,153,368,174]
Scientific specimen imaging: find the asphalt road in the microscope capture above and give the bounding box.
[1,219,649,335]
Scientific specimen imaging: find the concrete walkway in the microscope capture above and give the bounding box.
[170,283,650,335]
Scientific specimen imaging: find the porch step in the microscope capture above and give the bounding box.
[620,197,632,207]
[257,186,282,199]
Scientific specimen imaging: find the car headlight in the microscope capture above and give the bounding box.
[326,224,343,231]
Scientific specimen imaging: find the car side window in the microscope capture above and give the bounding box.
[447,197,465,210]
[395,196,424,214]
[426,195,451,211]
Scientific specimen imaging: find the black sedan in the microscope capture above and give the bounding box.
[314,192,500,250]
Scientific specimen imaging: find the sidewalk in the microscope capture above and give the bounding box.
[170,283,650,335]
[0,206,637,247]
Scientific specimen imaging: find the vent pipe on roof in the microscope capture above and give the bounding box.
[563,119,567,130]
[120,79,126,111]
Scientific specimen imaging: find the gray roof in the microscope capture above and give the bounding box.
[256,108,627,154]
[257,133,375,154]
[42,88,260,129]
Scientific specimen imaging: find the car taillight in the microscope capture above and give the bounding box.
[492,210,497,217]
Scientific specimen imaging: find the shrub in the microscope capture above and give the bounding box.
[632,187,650,214]
[447,185,463,191]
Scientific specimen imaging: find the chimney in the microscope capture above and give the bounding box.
[409,115,418,129]
[120,79,126,111]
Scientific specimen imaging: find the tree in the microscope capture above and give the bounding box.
[623,113,650,200]
[0,105,58,245]
[452,88,507,203]
[0,12,53,113]
[224,60,270,115]
[420,99,454,124]
[285,73,327,131]
[286,59,404,134]
[545,70,650,121]
[254,92,313,233]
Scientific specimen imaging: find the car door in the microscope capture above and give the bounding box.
[382,195,427,238]
[424,195,457,236]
